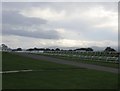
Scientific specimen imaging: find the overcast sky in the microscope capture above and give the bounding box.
[2,2,118,49]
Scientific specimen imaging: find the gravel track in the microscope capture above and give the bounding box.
[14,52,118,74]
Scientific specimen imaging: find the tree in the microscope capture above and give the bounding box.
[45,48,51,51]
[39,48,45,51]
[55,48,60,51]
[16,48,22,51]
[87,48,93,51]
[104,47,116,52]
[75,48,93,51]
[1,44,8,51]
[68,49,73,51]
[51,49,55,51]
[26,48,34,51]
[34,47,38,50]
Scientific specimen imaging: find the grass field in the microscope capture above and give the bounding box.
[2,52,118,89]
[38,53,118,68]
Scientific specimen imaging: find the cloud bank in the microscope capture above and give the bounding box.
[2,2,118,48]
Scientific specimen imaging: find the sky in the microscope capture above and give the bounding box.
[1,2,118,49]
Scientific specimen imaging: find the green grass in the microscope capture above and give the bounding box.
[2,52,75,71]
[2,52,118,89]
[39,53,119,68]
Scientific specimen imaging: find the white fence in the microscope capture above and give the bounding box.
[43,51,119,63]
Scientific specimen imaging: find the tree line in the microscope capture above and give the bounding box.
[1,44,117,52]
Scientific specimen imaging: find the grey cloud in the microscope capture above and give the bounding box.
[2,8,61,39]
[2,11,47,25]
[2,2,57,13]
[3,2,117,12]
[2,2,117,42]
[3,28,61,39]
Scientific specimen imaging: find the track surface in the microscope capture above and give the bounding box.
[14,52,118,74]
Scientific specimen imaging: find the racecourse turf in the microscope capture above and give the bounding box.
[2,52,118,89]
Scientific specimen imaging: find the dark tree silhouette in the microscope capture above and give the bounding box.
[45,48,51,51]
[26,48,34,51]
[55,48,60,51]
[16,48,22,51]
[51,49,55,51]
[87,48,93,51]
[75,48,93,51]
[2,44,8,51]
[104,47,116,52]
[1,44,12,51]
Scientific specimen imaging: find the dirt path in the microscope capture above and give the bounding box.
[14,52,118,74]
